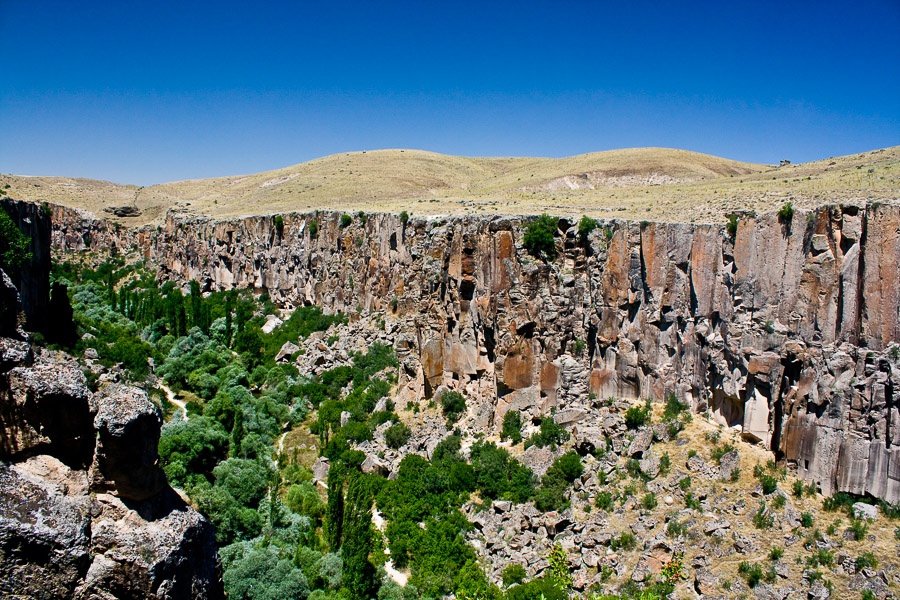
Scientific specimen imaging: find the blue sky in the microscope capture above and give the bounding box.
[1,0,898,185]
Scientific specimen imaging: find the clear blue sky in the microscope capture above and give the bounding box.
[1,0,898,185]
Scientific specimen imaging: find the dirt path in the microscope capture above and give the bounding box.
[160,383,188,421]
[372,505,408,586]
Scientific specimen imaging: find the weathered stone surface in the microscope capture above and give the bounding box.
[312,456,330,483]
[45,202,900,503]
[851,502,879,521]
[91,384,166,501]
[719,449,741,480]
[2,357,94,468]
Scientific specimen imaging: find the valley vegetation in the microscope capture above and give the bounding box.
[48,254,900,600]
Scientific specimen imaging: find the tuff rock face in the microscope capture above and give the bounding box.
[0,340,223,599]
[0,201,222,599]
[51,202,900,502]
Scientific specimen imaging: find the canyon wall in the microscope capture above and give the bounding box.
[51,203,900,502]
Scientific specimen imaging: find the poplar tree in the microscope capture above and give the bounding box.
[342,470,375,600]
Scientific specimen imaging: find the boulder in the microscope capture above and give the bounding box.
[275,340,300,362]
[719,449,741,480]
[628,429,652,458]
[851,502,878,521]
[90,384,166,501]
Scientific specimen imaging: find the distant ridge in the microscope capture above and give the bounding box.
[2,146,898,225]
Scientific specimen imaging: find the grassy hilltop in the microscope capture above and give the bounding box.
[2,146,898,226]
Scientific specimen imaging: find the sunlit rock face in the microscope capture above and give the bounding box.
[52,202,900,502]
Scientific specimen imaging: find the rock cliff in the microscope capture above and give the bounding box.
[0,201,222,599]
[50,202,900,503]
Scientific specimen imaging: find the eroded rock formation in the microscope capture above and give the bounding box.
[50,202,900,502]
[0,201,222,599]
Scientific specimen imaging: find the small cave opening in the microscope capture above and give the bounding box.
[516,321,536,338]
[459,278,476,301]
[483,326,496,362]
[587,322,598,364]
[389,232,397,251]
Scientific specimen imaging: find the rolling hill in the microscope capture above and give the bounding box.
[2,146,898,225]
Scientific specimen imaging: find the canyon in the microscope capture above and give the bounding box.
[49,200,900,505]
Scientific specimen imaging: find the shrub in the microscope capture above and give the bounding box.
[501,564,527,588]
[610,531,636,551]
[595,491,614,511]
[501,410,523,444]
[663,393,688,421]
[666,519,685,537]
[523,214,557,258]
[856,552,878,571]
[505,578,566,600]
[659,452,671,476]
[769,547,784,561]
[534,483,569,512]
[823,491,857,512]
[711,443,735,465]
[759,474,778,495]
[684,492,702,510]
[777,202,794,222]
[624,399,652,429]
[384,422,412,449]
[524,417,569,449]
[545,452,584,485]
[625,458,645,480]
[440,391,466,424]
[547,542,572,590]
[753,502,775,529]
[772,494,786,509]
[800,512,814,528]
[340,213,352,227]
[274,215,284,234]
[641,492,658,510]
[399,210,410,225]
[848,518,869,540]
[738,561,764,588]
[726,213,739,239]
[308,221,318,238]
[577,215,597,240]
[793,480,805,497]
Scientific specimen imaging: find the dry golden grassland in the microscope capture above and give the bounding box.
[2,146,897,226]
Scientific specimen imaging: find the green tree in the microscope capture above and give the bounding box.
[523,214,558,258]
[221,542,310,600]
[577,215,598,241]
[285,482,325,520]
[0,208,32,272]
[441,391,466,424]
[213,458,273,508]
[342,471,375,600]
[501,410,523,444]
[384,422,412,449]
[158,416,229,485]
[325,463,345,550]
